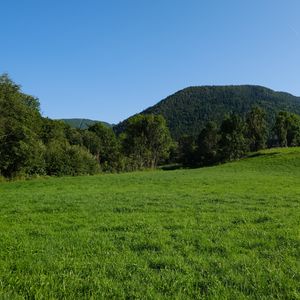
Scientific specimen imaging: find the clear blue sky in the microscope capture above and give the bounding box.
[1,0,300,123]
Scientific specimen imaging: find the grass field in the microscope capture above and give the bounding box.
[0,148,300,299]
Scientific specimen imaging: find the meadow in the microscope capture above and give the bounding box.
[0,148,300,299]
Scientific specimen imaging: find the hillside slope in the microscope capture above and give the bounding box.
[0,147,299,298]
[60,118,112,129]
[115,85,300,139]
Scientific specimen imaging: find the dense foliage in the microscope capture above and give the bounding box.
[1,75,300,179]
[246,106,268,151]
[115,85,300,139]
[177,107,300,168]
[274,111,300,147]
[0,75,44,178]
[0,75,173,178]
[121,114,172,169]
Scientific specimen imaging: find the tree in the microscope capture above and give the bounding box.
[274,112,300,147]
[88,123,122,171]
[219,114,248,161]
[196,121,219,166]
[45,141,99,176]
[65,145,100,176]
[177,135,197,167]
[274,112,288,147]
[0,73,40,112]
[64,126,84,146]
[0,74,43,177]
[40,118,66,145]
[246,106,268,151]
[82,130,101,161]
[122,114,172,169]
[286,114,300,146]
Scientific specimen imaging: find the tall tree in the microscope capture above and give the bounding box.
[246,106,268,151]
[88,123,122,171]
[122,114,172,169]
[219,113,248,161]
[274,111,300,147]
[196,121,219,166]
[0,74,43,177]
[177,135,197,167]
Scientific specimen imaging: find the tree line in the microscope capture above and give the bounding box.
[1,74,300,179]
[0,75,172,178]
[177,107,300,167]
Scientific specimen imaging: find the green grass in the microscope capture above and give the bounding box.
[1,148,300,299]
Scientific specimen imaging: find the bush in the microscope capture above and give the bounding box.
[66,145,100,176]
[45,142,99,176]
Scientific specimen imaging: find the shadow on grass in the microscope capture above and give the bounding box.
[160,150,281,171]
[159,164,183,171]
[246,151,280,159]
[160,162,221,171]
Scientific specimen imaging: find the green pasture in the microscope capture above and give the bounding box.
[0,148,300,299]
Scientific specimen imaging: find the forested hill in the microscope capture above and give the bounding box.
[61,118,112,129]
[115,85,300,139]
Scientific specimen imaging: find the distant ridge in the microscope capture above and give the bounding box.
[60,118,112,130]
[115,85,300,139]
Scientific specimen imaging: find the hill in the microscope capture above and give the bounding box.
[60,118,112,129]
[0,147,299,298]
[115,85,300,139]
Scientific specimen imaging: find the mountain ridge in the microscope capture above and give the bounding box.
[115,85,300,139]
[60,118,113,129]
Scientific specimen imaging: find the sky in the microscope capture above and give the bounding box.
[1,0,300,124]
